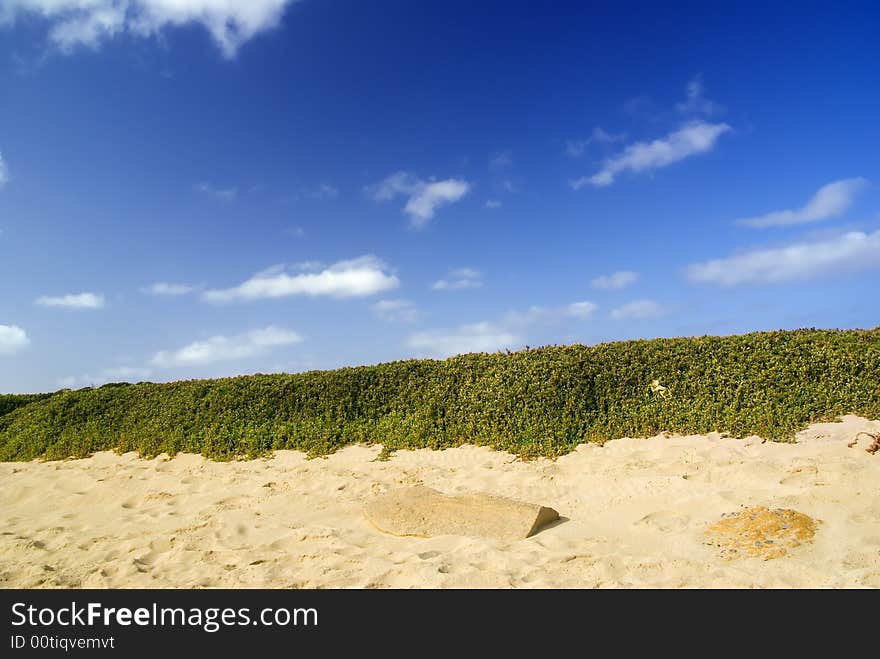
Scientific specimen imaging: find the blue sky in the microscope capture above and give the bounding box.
[1,1,879,393]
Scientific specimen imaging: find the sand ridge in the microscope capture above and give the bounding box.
[1,414,879,588]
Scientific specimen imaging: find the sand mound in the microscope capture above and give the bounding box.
[363,485,559,540]
[705,507,818,560]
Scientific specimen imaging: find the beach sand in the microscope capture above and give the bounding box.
[2,415,878,589]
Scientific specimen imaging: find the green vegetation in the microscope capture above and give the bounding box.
[0,393,56,419]
[1,328,878,462]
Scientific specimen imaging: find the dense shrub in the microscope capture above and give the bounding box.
[0,393,57,418]
[1,328,878,462]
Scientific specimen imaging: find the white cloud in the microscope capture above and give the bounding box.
[407,322,520,359]
[151,325,301,367]
[368,171,471,228]
[685,230,880,286]
[431,267,483,291]
[485,199,502,209]
[591,271,640,290]
[0,152,8,187]
[1,1,297,58]
[372,299,419,323]
[565,127,627,158]
[564,301,599,318]
[676,75,723,116]
[610,300,668,320]
[35,292,105,309]
[204,255,399,302]
[0,325,29,355]
[735,178,869,228]
[141,282,195,296]
[195,181,237,201]
[571,120,731,188]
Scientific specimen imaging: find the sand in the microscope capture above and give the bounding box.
[1,414,879,589]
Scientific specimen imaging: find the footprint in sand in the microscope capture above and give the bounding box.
[779,465,819,486]
[842,550,880,570]
[634,510,691,533]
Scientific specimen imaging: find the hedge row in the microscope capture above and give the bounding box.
[1,328,878,462]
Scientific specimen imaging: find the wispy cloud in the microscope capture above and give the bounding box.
[371,299,420,323]
[571,120,731,189]
[0,1,298,59]
[675,75,723,116]
[35,292,105,309]
[407,300,597,358]
[591,271,640,290]
[195,182,237,201]
[58,366,153,388]
[310,183,339,200]
[686,230,880,286]
[141,282,196,296]
[485,199,502,209]
[0,325,29,355]
[368,171,471,228]
[564,301,600,318]
[503,301,598,326]
[610,300,668,320]
[431,267,483,291]
[151,326,301,368]
[494,179,517,194]
[735,178,869,228]
[204,255,399,302]
[102,366,152,380]
[490,150,513,170]
[0,152,8,187]
[407,322,520,358]
[565,127,627,158]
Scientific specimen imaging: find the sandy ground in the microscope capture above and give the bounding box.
[2,415,879,589]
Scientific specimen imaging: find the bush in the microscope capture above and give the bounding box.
[0,393,57,418]
[1,328,878,462]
